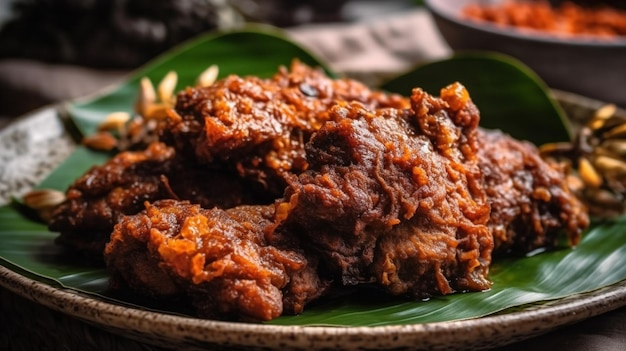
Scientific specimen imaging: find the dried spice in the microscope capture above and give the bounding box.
[22,189,66,222]
[541,104,626,216]
[84,65,220,153]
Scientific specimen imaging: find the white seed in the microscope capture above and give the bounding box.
[600,139,626,157]
[566,174,585,193]
[158,71,178,104]
[82,131,118,151]
[587,104,617,131]
[588,117,607,131]
[578,157,603,188]
[140,77,157,102]
[196,65,219,87]
[135,77,157,116]
[97,111,131,132]
[595,104,617,120]
[603,123,626,139]
[143,103,171,120]
[23,189,66,210]
[538,142,572,158]
[23,189,66,222]
[593,155,626,174]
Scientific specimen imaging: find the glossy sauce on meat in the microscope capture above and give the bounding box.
[477,129,588,255]
[49,62,590,321]
[169,61,409,197]
[275,83,493,297]
[105,200,327,321]
[49,142,255,257]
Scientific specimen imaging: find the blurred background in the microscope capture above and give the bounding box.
[1,0,625,125]
[0,0,424,122]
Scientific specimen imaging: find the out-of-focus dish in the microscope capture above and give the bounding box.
[424,0,626,107]
[463,1,626,40]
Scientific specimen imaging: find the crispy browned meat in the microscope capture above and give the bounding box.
[50,61,408,257]
[49,142,254,258]
[168,60,409,197]
[274,84,493,298]
[50,62,590,321]
[105,199,327,321]
[50,61,411,258]
[477,129,588,255]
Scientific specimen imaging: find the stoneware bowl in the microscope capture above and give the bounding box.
[424,0,626,107]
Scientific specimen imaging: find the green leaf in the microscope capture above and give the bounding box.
[36,146,112,192]
[34,26,330,194]
[269,217,626,326]
[381,53,572,145]
[0,205,108,293]
[1,25,332,303]
[68,25,331,137]
[2,201,626,326]
[1,28,625,327]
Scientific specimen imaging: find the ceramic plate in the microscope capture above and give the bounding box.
[1,95,626,350]
[1,262,625,350]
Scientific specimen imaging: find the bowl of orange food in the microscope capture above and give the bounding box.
[424,0,626,107]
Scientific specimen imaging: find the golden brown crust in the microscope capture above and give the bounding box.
[169,60,410,196]
[275,84,493,298]
[51,62,590,321]
[105,200,328,321]
[477,129,589,255]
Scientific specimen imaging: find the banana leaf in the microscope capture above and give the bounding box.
[381,53,572,145]
[68,25,332,138]
[1,27,626,327]
[2,202,626,326]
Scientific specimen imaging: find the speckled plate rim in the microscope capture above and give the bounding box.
[2,96,626,351]
[2,258,626,350]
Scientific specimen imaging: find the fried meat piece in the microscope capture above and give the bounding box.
[49,142,254,258]
[49,60,591,321]
[274,83,494,298]
[477,129,589,255]
[50,62,410,258]
[104,199,327,321]
[167,60,410,198]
